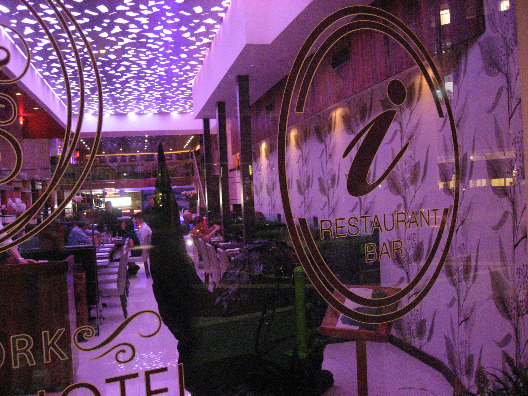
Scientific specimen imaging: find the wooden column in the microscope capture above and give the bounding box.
[217,101,230,238]
[202,118,220,221]
[237,75,255,244]
[356,340,368,396]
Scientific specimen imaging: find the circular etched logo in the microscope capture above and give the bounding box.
[278,6,459,324]
[0,1,103,252]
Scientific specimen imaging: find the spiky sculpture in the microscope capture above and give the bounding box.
[149,143,215,364]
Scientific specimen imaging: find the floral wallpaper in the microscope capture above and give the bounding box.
[253,0,526,392]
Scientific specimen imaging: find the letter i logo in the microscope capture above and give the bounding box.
[343,79,409,197]
[278,6,460,324]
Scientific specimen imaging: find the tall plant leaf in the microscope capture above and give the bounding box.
[462,254,472,283]
[465,354,475,380]
[460,153,468,185]
[492,211,511,231]
[489,269,513,321]
[296,179,304,196]
[468,132,477,180]
[494,115,505,152]
[496,333,513,348]
[446,297,457,309]
[386,127,401,145]
[444,335,458,373]
[387,171,402,196]
[406,81,415,108]
[444,255,457,287]
[498,237,509,279]
[416,318,427,340]
[472,241,480,286]
[410,161,420,186]
[487,86,505,114]
[421,146,430,184]
[478,36,504,78]
[413,241,424,264]
[486,159,509,198]
[318,177,327,196]
[426,310,437,343]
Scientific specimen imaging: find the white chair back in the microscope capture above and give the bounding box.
[206,243,220,286]
[116,242,129,294]
[217,248,230,281]
[142,232,152,260]
[195,238,207,269]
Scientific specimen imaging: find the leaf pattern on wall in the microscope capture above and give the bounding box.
[490,269,514,322]
[250,2,526,389]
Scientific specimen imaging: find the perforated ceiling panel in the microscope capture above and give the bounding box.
[0,0,230,115]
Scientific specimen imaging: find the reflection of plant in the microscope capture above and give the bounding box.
[475,352,528,395]
[262,140,278,216]
[266,179,277,215]
[385,76,436,349]
[387,77,429,283]
[314,114,340,218]
[254,171,264,213]
[437,43,483,392]
[479,0,527,366]
[292,126,314,217]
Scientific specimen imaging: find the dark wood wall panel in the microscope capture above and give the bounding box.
[250,0,484,149]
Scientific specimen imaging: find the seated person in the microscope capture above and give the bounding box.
[190,216,221,242]
[121,218,141,276]
[67,219,92,246]
[181,211,193,235]
[0,222,36,264]
[133,212,151,245]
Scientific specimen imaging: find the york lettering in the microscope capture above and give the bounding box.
[1,329,68,369]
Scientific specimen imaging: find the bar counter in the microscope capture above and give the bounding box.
[0,257,77,395]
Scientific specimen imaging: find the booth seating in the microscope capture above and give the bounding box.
[18,245,100,327]
[0,257,77,395]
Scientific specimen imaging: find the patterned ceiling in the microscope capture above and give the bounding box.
[0,0,230,115]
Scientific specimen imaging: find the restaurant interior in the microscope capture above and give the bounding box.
[1,0,528,395]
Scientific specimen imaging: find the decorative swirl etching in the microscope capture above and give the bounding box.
[0,128,22,185]
[73,310,162,364]
[0,24,31,84]
[0,93,18,126]
[0,341,5,368]
[0,24,28,185]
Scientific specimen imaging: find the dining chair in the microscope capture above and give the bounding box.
[216,248,230,282]
[99,243,129,318]
[127,231,152,278]
[195,237,206,270]
[205,243,220,290]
